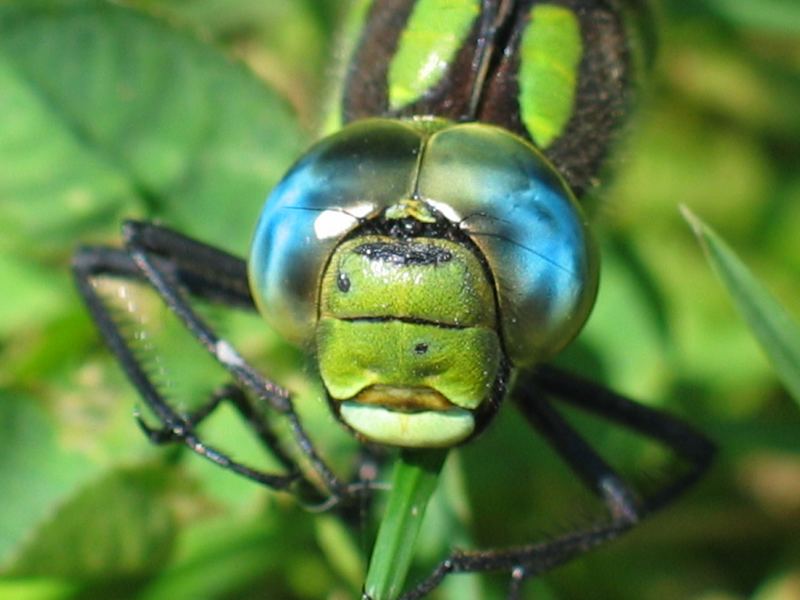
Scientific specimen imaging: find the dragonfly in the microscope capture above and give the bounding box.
[73,0,714,597]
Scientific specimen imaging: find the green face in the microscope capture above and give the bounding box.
[316,234,502,447]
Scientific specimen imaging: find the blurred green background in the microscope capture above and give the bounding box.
[1,0,799,598]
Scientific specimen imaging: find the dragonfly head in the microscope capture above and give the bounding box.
[248,118,597,448]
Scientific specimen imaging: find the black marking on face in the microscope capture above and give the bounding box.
[337,271,351,292]
[354,241,453,265]
[414,342,429,355]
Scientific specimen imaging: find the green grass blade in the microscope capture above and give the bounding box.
[682,206,800,404]
[364,449,448,600]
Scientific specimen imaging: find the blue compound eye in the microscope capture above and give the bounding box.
[248,118,598,368]
[247,119,424,347]
[416,123,599,365]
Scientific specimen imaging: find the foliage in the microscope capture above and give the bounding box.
[1,0,799,599]
[683,207,800,406]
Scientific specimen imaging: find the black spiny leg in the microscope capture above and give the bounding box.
[73,221,359,503]
[134,383,300,480]
[401,366,714,599]
[531,365,715,514]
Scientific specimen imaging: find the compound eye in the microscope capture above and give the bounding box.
[247,120,424,345]
[416,123,599,364]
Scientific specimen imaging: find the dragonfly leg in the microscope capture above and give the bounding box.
[135,383,299,475]
[134,384,228,445]
[517,392,642,523]
[73,244,303,490]
[73,222,369,505]
[529,365,715,514]
[399,367,714,598]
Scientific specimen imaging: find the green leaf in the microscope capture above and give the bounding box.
[0,392,97,566]
[682,206,800,405]
[0,254,68,338]
[127,0,343,127]
[136,508,344,600]
[698,0,800,35]
[315,514,365,592]
[0,0,305,256]
[0,578,76,600]
[6,466,177,579]
[365,449,447,600]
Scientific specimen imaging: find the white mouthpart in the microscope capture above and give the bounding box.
[340,402,475,448]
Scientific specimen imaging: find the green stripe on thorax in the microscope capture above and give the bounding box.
[519,4,583,148]
[387,0,479,110]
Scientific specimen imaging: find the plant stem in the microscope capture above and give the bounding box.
[363,448,448,600]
